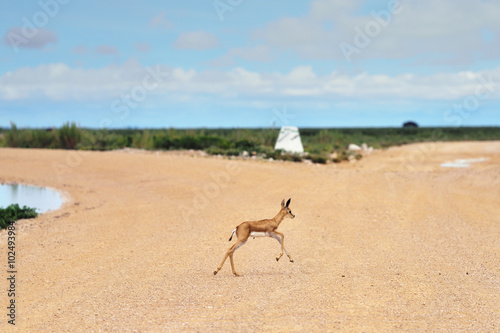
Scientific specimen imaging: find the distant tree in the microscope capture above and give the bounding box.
[403,121,419,128]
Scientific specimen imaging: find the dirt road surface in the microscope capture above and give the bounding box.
[1,142,499,332]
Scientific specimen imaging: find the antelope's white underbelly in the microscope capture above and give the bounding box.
[250,231,270,238]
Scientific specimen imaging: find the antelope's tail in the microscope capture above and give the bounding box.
[228,228,237,241]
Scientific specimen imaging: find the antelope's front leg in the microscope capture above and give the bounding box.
[272,231,287,262]
[282,245,294,263]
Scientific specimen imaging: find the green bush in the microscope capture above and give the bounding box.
[58,122,81,149]
[310,155,328,164]
[0,204,38,229]
[280,154,303,162]
[206,146,225,155]
[6,122,20,147]
[153,134,229,151]
[133,130,154,149]
[4,123,58,148]
[234,139,257,150]
[31,130,57,148]
[263,149,284,160]
[225,148,241,156]
[332,151,349,163]
[152,134,173,150]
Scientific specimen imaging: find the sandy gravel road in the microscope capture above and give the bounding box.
[1,142,499,332]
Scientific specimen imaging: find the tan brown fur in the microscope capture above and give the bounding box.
[214,198,295,276]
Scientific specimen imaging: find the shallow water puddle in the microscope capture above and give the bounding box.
[0,183,63,213]
[440,157,489,168]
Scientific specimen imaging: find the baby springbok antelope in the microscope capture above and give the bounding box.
[213,198,295,276]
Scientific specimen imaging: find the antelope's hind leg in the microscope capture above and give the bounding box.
[229,240,247,276]
[214,240,246,276]
[214,245,233,275]
[229,252,239,276]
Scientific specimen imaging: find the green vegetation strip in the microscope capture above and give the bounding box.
[1,122,499,164]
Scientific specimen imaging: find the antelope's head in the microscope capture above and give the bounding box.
[281,198,295,219]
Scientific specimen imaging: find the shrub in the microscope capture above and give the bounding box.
[280,154,303,162]
[206,146,225,155]
[310,155,328,164]
[133,130,154,149]
[234,139,257,150]
[176,136,202,150]
[0,204,38,229]
[263,149,284,160]
[225,148,240,156]
[332,151,349,163]
[58,122,81,149]
[152,134,173,150]
[6,122,19,147]
[31,130,57,148]
[153,134,228,151]
[199,136,229,149]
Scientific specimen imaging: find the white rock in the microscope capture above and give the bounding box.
[348,144,362,151]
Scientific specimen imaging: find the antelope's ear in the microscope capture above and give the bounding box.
[281,199,285,208]
[286,198,291,208]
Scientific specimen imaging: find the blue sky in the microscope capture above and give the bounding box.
[1,0,499,128]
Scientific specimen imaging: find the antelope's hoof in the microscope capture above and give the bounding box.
[290,260,294,263]
[276,257,280,262]
[213,270,218,275]
[233,273,240,277]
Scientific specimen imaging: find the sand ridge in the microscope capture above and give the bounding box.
[1,142,499,332]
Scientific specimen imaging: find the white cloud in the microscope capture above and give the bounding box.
[0,60,147,101]
[209,44,273,67]
[229,44,273,62]
[285,66,318,85]
[309,0,363,20]
[253,17,334,59]
[173,30,219,50]
[253,0,500,64]
[1,61,499,103]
